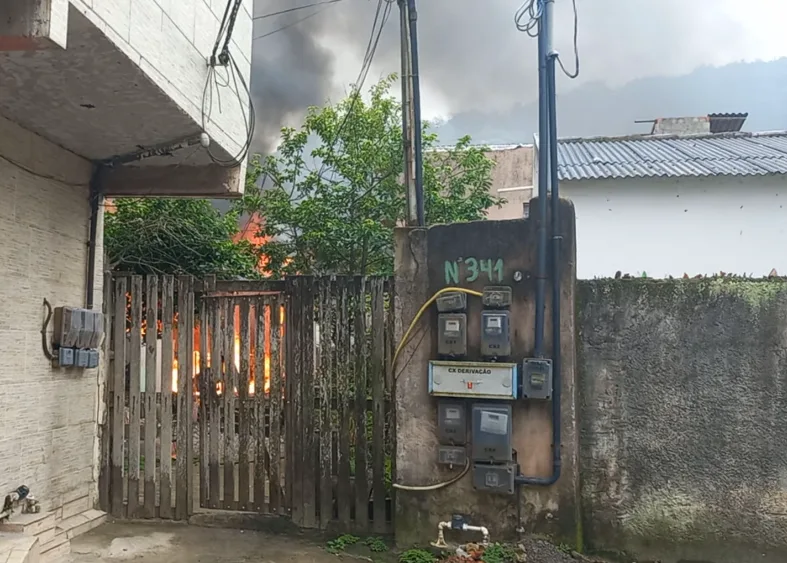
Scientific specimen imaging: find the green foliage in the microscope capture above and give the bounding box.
[326,534,360,554]
[237,75,502,277]
[481,543,517,563]
[105,198,259,278]
[557,543,573,554]
[364,537,388,553]
[398,548,436,563]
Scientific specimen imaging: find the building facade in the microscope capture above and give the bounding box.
[0,0,252,542]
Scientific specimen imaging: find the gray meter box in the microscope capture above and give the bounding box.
[53,306,104,350]
[438,401,467,444]
[436,291,467,313]
[481,311,511,358]
[471,403,513,462]
[522,358,553,400]
[438,446,467,466]
[438,313,467,357]
[482,286,513,309]
[472,462,515,495]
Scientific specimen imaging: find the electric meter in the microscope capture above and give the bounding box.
[481,311,511,358]
[438,313,467,357]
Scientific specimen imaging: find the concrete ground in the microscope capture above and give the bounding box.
[69,522,340,563]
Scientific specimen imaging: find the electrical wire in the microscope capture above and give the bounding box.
[556,0,579,79]
[514,0,580,79]
[392,286,483,371]
[202,0,255,167]
[392,459,471,491]
[253,0,344,20]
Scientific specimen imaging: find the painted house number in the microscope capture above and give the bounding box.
[444,258,504,285]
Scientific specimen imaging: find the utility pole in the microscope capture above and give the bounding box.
[399,0,425,226]
[399,0,417,226]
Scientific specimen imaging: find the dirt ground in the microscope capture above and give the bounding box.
[69,522,341,563]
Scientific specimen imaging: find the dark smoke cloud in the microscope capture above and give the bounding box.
[251,0,782,149]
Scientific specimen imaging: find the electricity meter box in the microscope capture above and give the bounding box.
[471,403,513,462]
[480,311,511,358]
[472,462,515,495]
[437,401,467,444]
[438,314,467,357]
[53,306,104,350]
[428,361,518,400]
[436,291,467,313]
[521,358,553,400]
[481,286,513,309]
[438,446,467,466]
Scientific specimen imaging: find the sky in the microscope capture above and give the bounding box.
[250,0,787,150]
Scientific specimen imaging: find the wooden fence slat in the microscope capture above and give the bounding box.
[336,279,352,526]
[302,277,317,528]
[128,275,143,518]
[159,275,175,518]
[238,298,252,510]
[209,299,223,509]
[288,279,304,525]
[143,276,159,518]
[370,278,387,532]
[175,275,192,520]
[319,278,334,528]
[99,271,113,513]
[385,280,396,527]
[186,284,196,516]
[223,298,237,510]
[269,295,284,514]
[354,277,369,532]
[111,277,127,518]
[254,298,268,512]
[199,295,209,510]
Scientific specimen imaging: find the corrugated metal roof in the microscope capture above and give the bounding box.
[555,131,787,181]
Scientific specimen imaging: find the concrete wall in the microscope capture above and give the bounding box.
[68,0,252,161]
[0,113,104,512]
[393,200,579,546]
[485,146,534,221]
[578,278,787,563]
[563,175,787,279]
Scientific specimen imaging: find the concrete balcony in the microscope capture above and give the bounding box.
[0,0,253,197]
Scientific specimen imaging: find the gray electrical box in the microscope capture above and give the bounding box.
[78,310,103,349]
[53,307,81,348]
[482,286,513,309]
[438,445,467,466]
[438,401,467,444]
[436,291,467,313]
[75,349,90,368]
[522,358,553,400]
[472,462,515,495]
[481,311,511,358]
[58,347,75,367]
[438,313,467,357]
[87,350,100,369]
[471,404,513,462]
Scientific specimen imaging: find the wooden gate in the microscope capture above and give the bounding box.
[101,274,395,533]
[198,276,396,533]
[99,273,198,520]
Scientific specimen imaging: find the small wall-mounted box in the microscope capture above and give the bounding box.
[481,286,513,309]
[428,361,517,400]
[438,445,467,466]
[438,313,467,357]
[471,403,513,462]
[472,462,515,495]
[521,358,553,400]
[53,307,103,350]
[437,401,467,444]
[436,291,467,313]
[58,347,75,367]
[480,310,511,358]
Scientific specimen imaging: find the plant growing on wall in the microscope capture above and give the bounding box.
[236,75,502,277]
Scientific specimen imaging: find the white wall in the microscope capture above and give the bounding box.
[564,175,787,279]
[0,113,104,513]
[68,0,252,163]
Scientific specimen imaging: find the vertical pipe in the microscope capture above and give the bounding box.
[86,165,102,309]
[533,8,549,358]
[407,0,425,226]
[399,0,417,225]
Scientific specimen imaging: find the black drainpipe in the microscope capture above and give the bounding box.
[85,164,103,310]
[517,52,562,487]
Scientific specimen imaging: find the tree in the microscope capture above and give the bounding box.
[104,198,259,278]
[238,75,502,277]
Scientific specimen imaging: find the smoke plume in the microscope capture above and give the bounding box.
[250,0,786,150]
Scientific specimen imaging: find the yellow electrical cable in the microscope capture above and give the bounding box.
[391,286,483,491]
[392,287,483,371]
